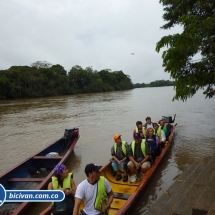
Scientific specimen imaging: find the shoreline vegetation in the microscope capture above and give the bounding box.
[133,80,174,88]
[0,61,174,100]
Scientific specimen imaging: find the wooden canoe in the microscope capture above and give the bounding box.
[39,116,176,215]
[99,124,176,215]
[0,127,79,215]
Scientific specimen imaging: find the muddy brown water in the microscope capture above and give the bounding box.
[0,87,214,214]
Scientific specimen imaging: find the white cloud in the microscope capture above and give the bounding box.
[0,0,181,83]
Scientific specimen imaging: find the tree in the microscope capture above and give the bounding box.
[51,64,70,95]
[0,70,10,99]
[156,0,215,101]
[0,64,133,100]
[133,80,174,88]
[31,61,52,69]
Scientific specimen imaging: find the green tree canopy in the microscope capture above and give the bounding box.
[0,63,133,100]
[31,61,52,69]
[133,80,174,88]
[156,0,215,101]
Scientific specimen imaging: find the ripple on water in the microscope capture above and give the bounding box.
[0,88,215,215]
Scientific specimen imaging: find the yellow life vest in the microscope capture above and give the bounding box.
[154,126,161,137]
[51,173,73,212]
[135,126,146,137]
[52,173,73,190]
[94,176,108,211]
[131,140,146,157]
[114,141,126,155]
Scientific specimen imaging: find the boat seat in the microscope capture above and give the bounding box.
[113,192,131,200]
[33,156,63,160]
[8,178,45,182]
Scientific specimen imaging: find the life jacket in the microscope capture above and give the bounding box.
[160,125,167,134]
[94,176,108,211]
[51,173,74,214]
[52,173,73,190]
[154,126,162,137]
[146,135,157,151]
[114,141,126,155]
[135,127,146,138]
[131,140,146,157]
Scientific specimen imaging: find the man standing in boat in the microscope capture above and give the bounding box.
[110,134,129,182]
[73,163,114,215]
[127,133,151,179]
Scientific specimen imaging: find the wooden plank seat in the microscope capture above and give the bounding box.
[8,178,45,182]
[33,156,63,160]
[113,192,131,200]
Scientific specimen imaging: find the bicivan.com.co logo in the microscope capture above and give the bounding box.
[0,184,6,206]
[0,183,65,206]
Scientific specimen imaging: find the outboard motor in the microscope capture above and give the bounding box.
[162,114,176,124]
[61,127,79,153]
[64,127,79,141]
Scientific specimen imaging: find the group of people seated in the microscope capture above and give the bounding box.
[110,116,172,182]
[47,116,172,215]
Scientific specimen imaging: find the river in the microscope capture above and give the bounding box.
[0,87,214,214]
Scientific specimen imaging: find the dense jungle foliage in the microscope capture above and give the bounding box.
[133,80,174,88]
[0,62,133,99]
[0,61,174,100]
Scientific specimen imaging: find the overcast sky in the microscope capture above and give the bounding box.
[0,0,181,84]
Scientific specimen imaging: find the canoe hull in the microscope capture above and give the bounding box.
[99,126,175,215]
[0,127,79,215]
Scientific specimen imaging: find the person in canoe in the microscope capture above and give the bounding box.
[144,116,154,129]
[48,164,76,215]
[133,121,146,139]
[153,122,166,148]
[127,133,151,180]
[145,128,161,163]
[73,163,114,215]
[110,134,129,182]
[158,119,171,140]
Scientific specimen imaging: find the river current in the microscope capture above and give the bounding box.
[0,87,214,214]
